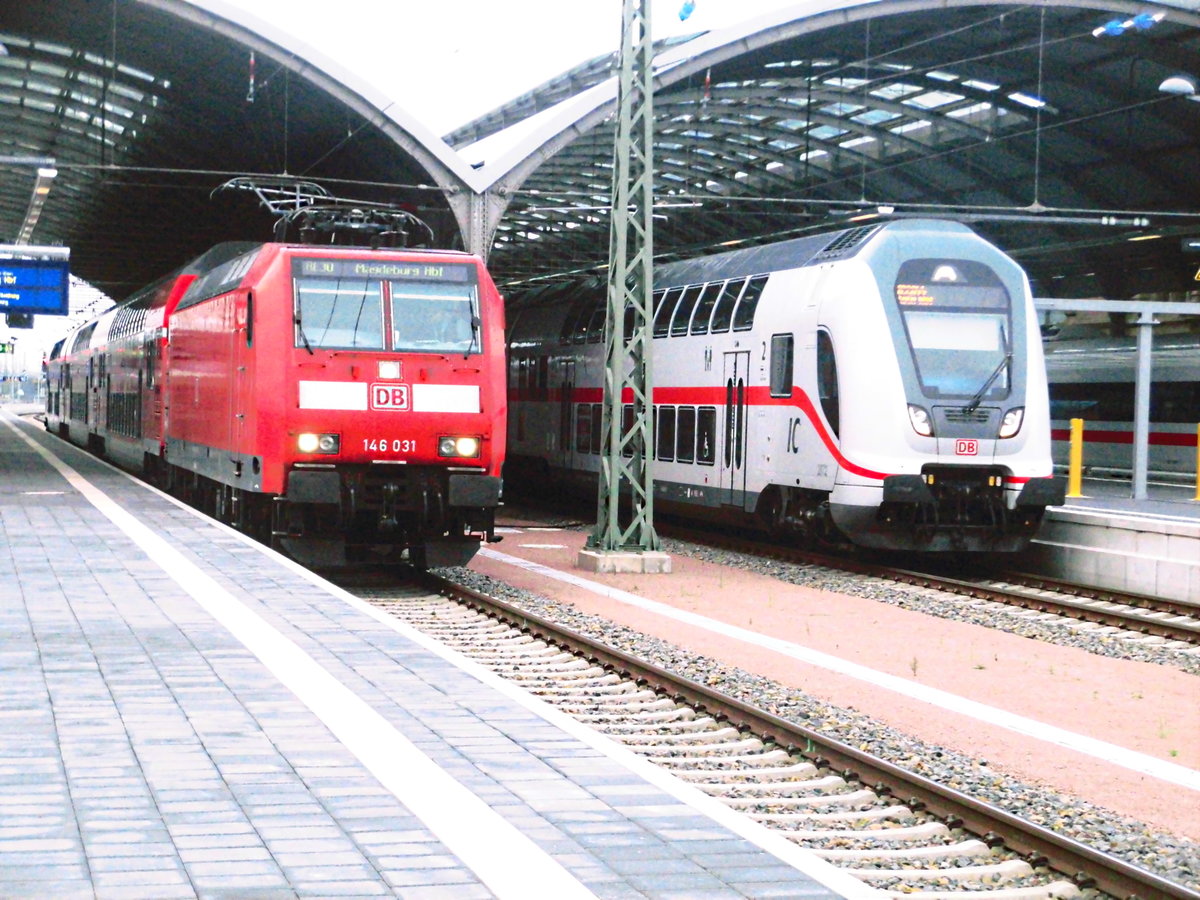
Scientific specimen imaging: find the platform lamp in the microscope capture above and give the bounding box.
[1158,74,1200,98]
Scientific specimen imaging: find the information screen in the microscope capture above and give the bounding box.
[0,259,70,315]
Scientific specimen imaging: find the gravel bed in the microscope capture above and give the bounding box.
[432,541,1200,891]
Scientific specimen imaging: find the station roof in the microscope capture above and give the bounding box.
[4,0,1200,308]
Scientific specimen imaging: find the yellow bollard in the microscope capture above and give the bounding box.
[1066,417,1085,498]
[1194,424,1199,502]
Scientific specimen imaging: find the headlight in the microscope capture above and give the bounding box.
[999,407,1024,439]
[298,432,340,454]
[438,435,481,458]
[907,404,934,437]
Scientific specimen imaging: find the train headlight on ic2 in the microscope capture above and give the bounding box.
[297,432,341,454]
[906,404,934,437]
[998,407,1024,439]
[438,435,481,458]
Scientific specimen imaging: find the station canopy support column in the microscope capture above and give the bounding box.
[578,0,670,575]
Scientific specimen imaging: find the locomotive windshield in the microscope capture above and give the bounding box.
[294,278,385,349]
[292,258,479,353]
[893,259,1012,401]
[390,280,477,354]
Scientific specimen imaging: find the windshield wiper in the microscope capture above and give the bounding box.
[294,313,314,355]
[465,314,481,357]
[965,351,1011,411]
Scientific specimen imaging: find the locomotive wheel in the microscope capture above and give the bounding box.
[758,487,786,538]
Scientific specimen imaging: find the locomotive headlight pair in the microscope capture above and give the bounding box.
[297,432,341,454]
[438,435,481,458]
[907,404,934,437]
[999,407,1024,439]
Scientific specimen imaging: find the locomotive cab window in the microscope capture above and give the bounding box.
[894,259,1012,401]
[391,280,478,354]
[294,277,384,349]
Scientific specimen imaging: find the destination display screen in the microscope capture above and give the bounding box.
[894,259,1009,311]
[293,258,473,283]
[0,258,69,315]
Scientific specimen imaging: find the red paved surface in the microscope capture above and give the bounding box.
[473,517,1200,841]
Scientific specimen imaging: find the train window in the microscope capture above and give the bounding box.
[576,404,592,453]
[654,287,683,338]
[676,407,696,463]
[591,404,603,455]
[690,281,723,335]
[709,280,745,334]
[732,275,767,331]
[894,258,1012,400]
[670,285,705,337]
[1155,381,1200,423]
[390,281,476,354]
[657,406,676,461]
[622,404,635,457]
[537,356,549,398]
[1047,380,1200,424]
[817,330,840,437]
[295,277,384,349]
[697,407,717,465]
[770,333,794,398]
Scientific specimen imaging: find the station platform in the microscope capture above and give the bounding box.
[1028,476,1200,601]
[0,406,873,900]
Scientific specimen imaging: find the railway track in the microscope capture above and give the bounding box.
[346,570,1198,900]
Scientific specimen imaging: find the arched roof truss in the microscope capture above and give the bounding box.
[466,0,1200,299]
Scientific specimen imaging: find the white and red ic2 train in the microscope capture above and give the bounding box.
[507,218,1065,553]
[46,241,506,567]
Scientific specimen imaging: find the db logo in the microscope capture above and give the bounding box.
[955,439,979,456]
[370,383,410,411]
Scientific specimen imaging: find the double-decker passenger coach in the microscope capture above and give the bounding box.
[507,218,1064,553]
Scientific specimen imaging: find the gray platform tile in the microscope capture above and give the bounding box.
[380,886,493,900]
[91,867,190,889]
[96,887,194,900]
[186,858,285,879]
[284,864,383,885]
[87,855,185,875]
[348,830,444,851]
[729,883,842,899]
[176,844,273,865]
[0,836,81,853]
[171,832,266,850]
[191,873,293,894]
[0,851,87,870]
[380,866,487,889]
[295,882,392,897]
[704,861,829,887]
[87,841,177,858]
[2,880,96,900]
[167,821,258,837]
[630,871,754,894]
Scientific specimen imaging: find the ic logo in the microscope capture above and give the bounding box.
[370,383,410,411]
[955,439,979,456]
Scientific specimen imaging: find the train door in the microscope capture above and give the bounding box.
[721,350,750,504]
[558,358,575,467]
[231,292,251,459]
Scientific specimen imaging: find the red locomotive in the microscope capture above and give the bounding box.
[46,200,506,568]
